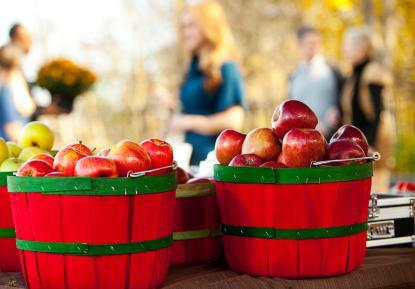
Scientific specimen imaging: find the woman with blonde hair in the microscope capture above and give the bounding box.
[161,0,245,166]
[0,45,35,141]
[342,26,394,192]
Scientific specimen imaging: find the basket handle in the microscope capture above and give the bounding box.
[128,162,178,178]
[311,152,381,167]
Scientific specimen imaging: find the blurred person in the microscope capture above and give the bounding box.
[0,45,35,140]
[158,0,245,166]
[9,23,32,55]
[342,26,394,193]
[288,25,342,139]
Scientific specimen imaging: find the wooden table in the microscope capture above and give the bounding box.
[1,248,415,289]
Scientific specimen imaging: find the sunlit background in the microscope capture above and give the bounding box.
[1,0,414,178]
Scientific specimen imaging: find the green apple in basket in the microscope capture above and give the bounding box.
[18,121,54,151]
[6,141,22,158]
[0,138,9,164]
[18,146,51,162]
[0,157,24,172]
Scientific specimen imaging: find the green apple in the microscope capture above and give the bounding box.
[18,121,54,150]
[0,138,9,164]
[18,146,50,162]
[6,141,22,158]
[0,157,24,172]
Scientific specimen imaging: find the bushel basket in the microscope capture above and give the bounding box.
[170,182,222,265]
[0,172,20,272]
[7,172,177,289]
[214,163,373,278]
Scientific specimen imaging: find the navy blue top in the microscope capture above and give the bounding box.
[180,57,245,165]
[0,85,26,140]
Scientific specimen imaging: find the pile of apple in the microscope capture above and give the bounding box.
[0,122,55,172]
[215,100,369,168]
[15,137,174,178]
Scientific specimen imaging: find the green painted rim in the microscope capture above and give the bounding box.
[176,183,216,198]
[16,235,172,256]
[0,228,16,238]
[7,172,177,196]
[214,163,373,184]
[221,222,368,240]
[0,172,15,186]
[173,228,221,241]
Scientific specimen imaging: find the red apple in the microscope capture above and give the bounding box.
[140,139,174,169]
[186,177,212,184]
[260,161,287,168]
[17,160,52,177]
[97,148,111,157]
[176,167,193,184]
[53,147,88,176]
[74,156,118,178]
[330,124,369,156]
[229,154,264,167]
[272,100,318,140]
[30,153,54,167]
[279,128,326,168]
[215,129,246,165]
[45,172,66,177]
[64,141,93,156]
[241,128,281,161]
[108,140,151,177]
[325,139,366,166]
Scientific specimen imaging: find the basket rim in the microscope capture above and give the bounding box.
[214,162,373,184]
[7,172,177,195]
[0,171,15,186]
[0,228,15,238]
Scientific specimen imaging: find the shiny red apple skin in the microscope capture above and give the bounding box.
[272,100,318,140]
[330,125,369,156]
[140,139,174,169]
[53,147,88,176]
[64,142,93,156]
[30,153,54,167]
[176,167,193,184]
[229,154,264,167]
[186,177,213,184]
[260,161,287,168]
[17,160,53,177]
[279,128,326,168]
[74,156,119,178]
[45,172,66,177]
[241,128,281,162]
[97,148,111,157]
[215,129,246,165]
[108,140,151,177]
[325,139,366,166]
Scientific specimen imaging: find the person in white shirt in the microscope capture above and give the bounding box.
[288,25,342,139]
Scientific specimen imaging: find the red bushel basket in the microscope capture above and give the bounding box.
[170,182,222,265]
[7,170,177,289]
[214,162,374,278]
[0,172,20,272]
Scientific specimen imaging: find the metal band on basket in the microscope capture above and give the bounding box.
[16,235,173,256]
[221,222,368,240]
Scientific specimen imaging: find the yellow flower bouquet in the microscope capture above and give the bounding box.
[35,58,96,113]
[36,58,96,97]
